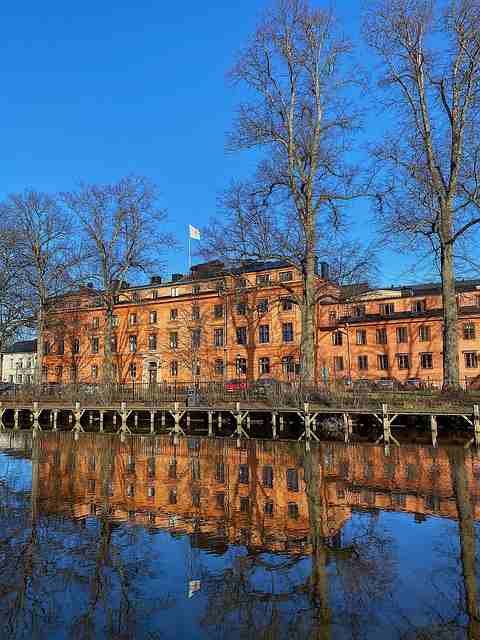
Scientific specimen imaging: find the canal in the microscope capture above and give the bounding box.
[0,431,478,639]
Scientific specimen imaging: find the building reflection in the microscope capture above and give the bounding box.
[34,433,480,553]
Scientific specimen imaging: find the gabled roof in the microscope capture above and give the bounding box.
[4,340,37,354]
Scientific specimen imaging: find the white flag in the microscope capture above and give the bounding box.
[189,224,201,240]
[188,579,201,598]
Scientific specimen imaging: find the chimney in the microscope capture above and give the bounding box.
[320,261,330,280]
[171,273,183,282]
[150,275,162,284]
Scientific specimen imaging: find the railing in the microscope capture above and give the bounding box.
[0,380,479,411]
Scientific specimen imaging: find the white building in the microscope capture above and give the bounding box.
[1,340,37,384]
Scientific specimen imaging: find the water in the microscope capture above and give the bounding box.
[0,431,478,640]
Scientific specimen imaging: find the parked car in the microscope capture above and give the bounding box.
[225,379,250,393]
[352,378,374,391]
[403,378,425,390]
[375,378,397,390]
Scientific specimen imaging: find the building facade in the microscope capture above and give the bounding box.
[1,340,37,384]
[42,260,480,386]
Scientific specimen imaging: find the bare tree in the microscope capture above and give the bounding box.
[0,191,77,383]
[364,0,480,388]
[62,176,171,383]
[0,222,30,377]
[203,0,366,385]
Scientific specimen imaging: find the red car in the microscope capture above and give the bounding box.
[225,379,250,392]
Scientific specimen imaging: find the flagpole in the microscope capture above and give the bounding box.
[188,235,191,271]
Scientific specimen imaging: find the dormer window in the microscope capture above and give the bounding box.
[379,303,394,315]
[412,299,426,313]
[256,274,271,285]
[279,271,293,282]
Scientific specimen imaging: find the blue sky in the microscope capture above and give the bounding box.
[1,1,424,286]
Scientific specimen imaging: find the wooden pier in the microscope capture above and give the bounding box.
[0,398,479,450]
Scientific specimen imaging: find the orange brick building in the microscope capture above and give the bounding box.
[42,260,480,386]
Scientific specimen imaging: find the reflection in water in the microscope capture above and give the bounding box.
[0,432,479,639]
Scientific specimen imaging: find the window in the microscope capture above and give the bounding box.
[16,374,22,383]
[236,278,248,289]
[239,464,249,484]
[214,359,224,375]
[236,302,247,315]
[214,304,224,319]
[148,334,157,351]
[329,311,337,323]
[412,299,426,313]
[192,284,201,295]
[262,465,274,488]
[129,363,137,380]
[282,356,294,374]
[257,298,269,313]
[192,305,200,320]
[281,297,293,311]
[170,308,178,320]
[282,322,294,343]
[463,323,476,340]
[397,353,410,369]
[259,324,270,343]
[132,291,140,302]
[169,332,178,349]
[168,460,177,479]
[256,274,270,285]
[392,493,406,508]
[420,352,433,369]
[464,352,478,368]
[191,459,201,481]
[191,329,201,349]
[170,361,178,377]
[191,489,200,507]
[129,313,137,325]
[287,469,299,491]
[378,354,389,370]
[91,365,98,379]
[109,335,117,353]
[354,304,366,317]
[216,280,225,293]
[236,357,247,375]
[149,310,157,324]
[259,357,270,375]
[376,328,387,344]
[215,462,225,483]
[288,502,299,519]
[356,329,367,345]
[55,365,63,379]
[171,287,179,297]
[57,340,64,355]
[264,500,274,516]
[236,326,247,345]
[333,356,344,372]
[358,355,368,370]
[169,489,177,505]
[406,463,418,481]
[419,326,431,341]
[279,271,293,282]
[396,327,408,343]
[91,336,99,353]
[332,331,343,346]
[216,492,225,509]
[147,458,155,478]
[476,295,480,307]
[214,327,224,347]
[379,302,395,315]
[152,290,159,300]
[44,341,51,355]
[129,335,137,353]
[112,315,119,327]
[240,497,250,513]
[92,317,99,329]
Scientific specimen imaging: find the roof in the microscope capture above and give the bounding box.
[4,340,37,354]
[339,278,480,302]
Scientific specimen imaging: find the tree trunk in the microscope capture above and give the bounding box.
[441,240,460,388]
[300,228,317,386]
[448,448,480,640]
[103,307,114,384]
[34,307,45,385]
